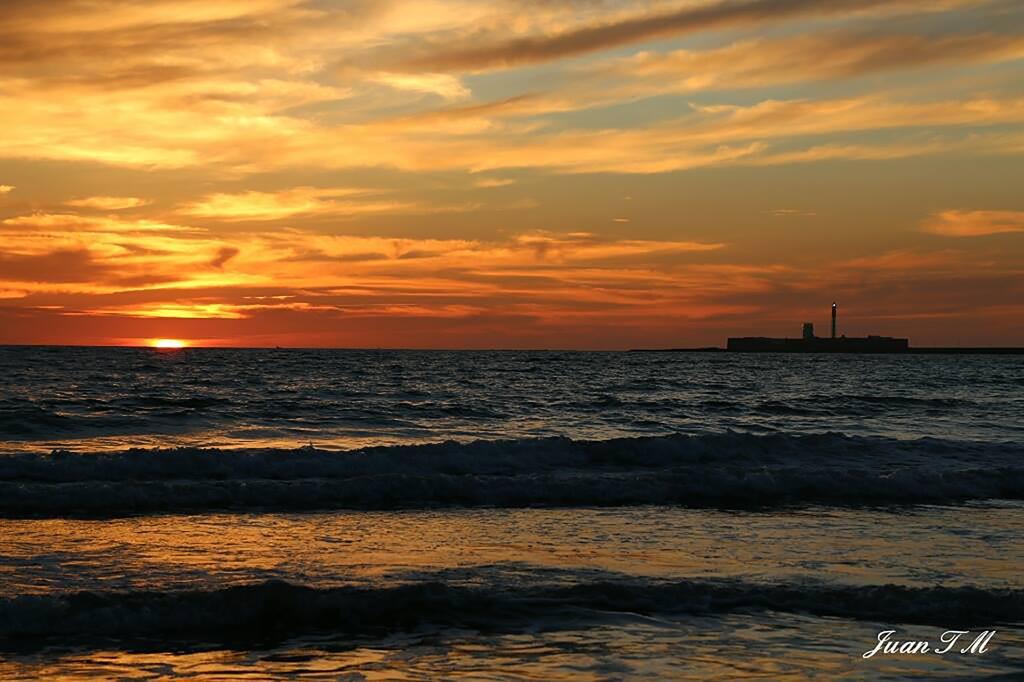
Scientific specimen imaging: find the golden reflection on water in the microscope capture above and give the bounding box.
[1,505,1022,596]
[2,505,1022,680]
[4,616,1023,681]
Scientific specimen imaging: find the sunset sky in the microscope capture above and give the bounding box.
[1,0,1023,348]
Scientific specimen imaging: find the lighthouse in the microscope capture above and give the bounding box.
[726,299,908,352]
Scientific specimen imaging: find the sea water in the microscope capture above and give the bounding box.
[0,347,1022,679]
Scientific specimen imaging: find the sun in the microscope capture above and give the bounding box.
[151,338,187,349]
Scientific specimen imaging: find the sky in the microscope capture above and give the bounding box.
[1,0,1022,348]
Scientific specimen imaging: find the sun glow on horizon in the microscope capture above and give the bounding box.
[151,339,187,349]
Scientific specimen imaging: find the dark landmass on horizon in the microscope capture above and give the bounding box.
[629,304,1024,354]
[631,346,1024,354]
[1,344,1022,354]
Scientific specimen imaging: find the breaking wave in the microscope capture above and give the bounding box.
[1,576,1020,645]
[0,432,1021,517]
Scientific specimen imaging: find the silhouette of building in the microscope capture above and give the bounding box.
[727,304,909,353]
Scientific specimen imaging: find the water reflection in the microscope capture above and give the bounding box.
[2,505,1021,596]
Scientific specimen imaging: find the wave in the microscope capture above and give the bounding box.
[1,576,1020,645]
[749,395,973,418]
[0,390,991,441]
[0,432,1021,517]
[0,401,211,438]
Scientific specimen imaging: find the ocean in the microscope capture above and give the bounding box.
[0,346,1022,679]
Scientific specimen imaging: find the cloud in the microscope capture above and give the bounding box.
[922,210,1024,236]
[404,0,976,72]
[77,303,249,319]
[2,212,199,233]
[178,187,484,220]
[286,95,1024,175]
[0,0,1018,178]
[179,187,411,220]
[769,209,816,217]
[0,0,1021,347]
[598,30,1024,96]
[0,0,1006,177]
[210,246,240,268]
[66,196,151,210]
[370,72,470,100]
[0,210,247,294]
[345,95,1024,175]
[0,248,112,283]
[0,227,730,323]
[258,231,725,275]
[283,249,391,264]
[5,224,1021,347]
[0,0,316,74]
[474,177,516,188]
[841,249,963,270]
[389,24,1024,131]
[0,185,13,194]
[510,232,724,262]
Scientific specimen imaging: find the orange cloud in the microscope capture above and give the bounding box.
[65,196,151,210]
[0,248,113,283]
[180,187,394,220]
[179,187,487,220]
[0,210,248,295]
[922,210,1024,237]
[2,212,199,233]
[2,1,1019,178]
[0,221,731,328]
[370,72,470,100]
[210,246,240,268]
[81,303,249,319]
[474,177,516,188]
[841,250,965,271]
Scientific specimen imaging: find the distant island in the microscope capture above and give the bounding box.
[635,303,1024,354]
[727,302,908,352]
